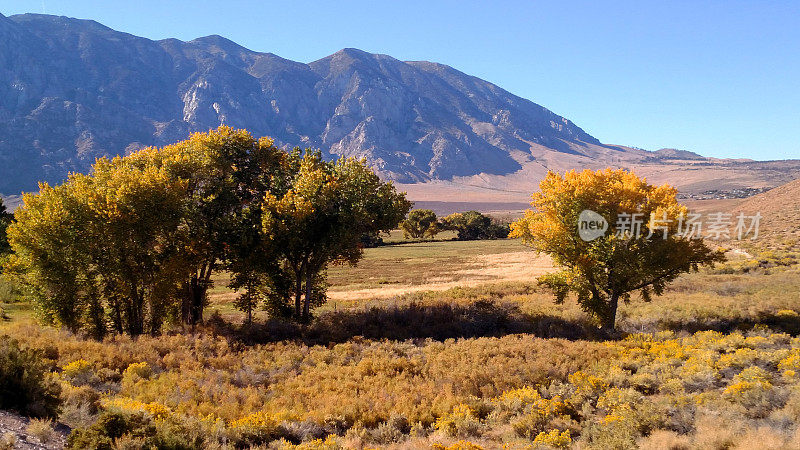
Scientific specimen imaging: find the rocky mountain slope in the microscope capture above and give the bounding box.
[1,13,799,199]
[0,12,607,193]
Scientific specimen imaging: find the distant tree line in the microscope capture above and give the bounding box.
[400,209,510,240]
[3,127,410,337]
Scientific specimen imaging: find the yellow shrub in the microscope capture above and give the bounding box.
[568,370,608,401]
[102,397,171,421]
[533,429,572,449]
[274,435,341,449]
[229,410,281,429]
[435,404,483,437]
[496,386,542,409]
[778,349,800,373]
[722,366,776,416]
[597,388,641,414]
[510,395,570,439]
[227,410,283,446]
[63,359,92,379]
[62,359,95,386]
[123,362,152,381]
[432,441,485,450]
[717,348,758,369]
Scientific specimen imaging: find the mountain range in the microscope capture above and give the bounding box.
[1,12,799,200]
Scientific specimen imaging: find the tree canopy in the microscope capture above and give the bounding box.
[442,211,509,240]
[400,209,441,239]
[510,169,725,330]
[261,152,411,321]
[5,127,409,335]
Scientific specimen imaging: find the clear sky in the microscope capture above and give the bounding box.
[2,0,799,160]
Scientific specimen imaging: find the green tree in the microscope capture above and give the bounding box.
[510,169,725,330]
[400,209,441,239]
[441,211,509,240]
[261,152,411,321]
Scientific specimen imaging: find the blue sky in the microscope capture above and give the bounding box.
[2,0,799,160]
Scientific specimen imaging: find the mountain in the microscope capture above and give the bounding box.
[1,13,799,199]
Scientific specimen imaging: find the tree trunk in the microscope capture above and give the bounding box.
[127,280,144,336]
[245,278,253,325]
[303,269,313,322]
[294,271,303,320]
[182,263,212,327]
[602,294,619,331]
[110,295,123,334]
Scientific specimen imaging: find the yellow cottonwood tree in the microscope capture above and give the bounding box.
[261,152,411,321]
[6,127,293,335]
[511,169,724,330]
[6,159,186,336]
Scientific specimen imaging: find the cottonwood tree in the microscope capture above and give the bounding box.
[400,209,441,239]
[6,127,293,336]
[442,211,509,240]
[511,169,724,330]
[126,128,293,326]
[261,152,411,321]
[6,160,187,337]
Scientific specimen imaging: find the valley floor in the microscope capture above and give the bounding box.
[2,237,800,449]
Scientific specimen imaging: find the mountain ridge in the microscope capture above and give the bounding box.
[1,13,799,199]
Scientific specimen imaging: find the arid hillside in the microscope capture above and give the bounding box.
[725,178,800,247]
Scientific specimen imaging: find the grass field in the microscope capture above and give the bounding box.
[209,237,550,319]
[3,234,800,449]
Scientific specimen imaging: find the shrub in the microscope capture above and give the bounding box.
[123,362,152,381]
[227,411,282,446]
[272,435,342,449]
[508,393,571,439]
[370,419,406,444]
[637,429,690,450]
[60,384,101,428]
[723,366,777,416]
[434,404,484,437]
[103,398,171,421]
[0,433,16,450]
[431,441,485,450]
[26,419,56,444]
[66,411,145,449]
[532,429,572,448]
[62,359,96,386]
[66,410,203,449]
[0,336,61,418]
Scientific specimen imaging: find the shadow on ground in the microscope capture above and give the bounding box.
[208,300,800,346]
[209,300,607,345]
[624,313,800,336]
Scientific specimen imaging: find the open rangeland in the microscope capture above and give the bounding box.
[2,231,800,449]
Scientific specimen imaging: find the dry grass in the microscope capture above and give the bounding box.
[25,418,55,444]
[2,227,800,448]
[208,238,549,318]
